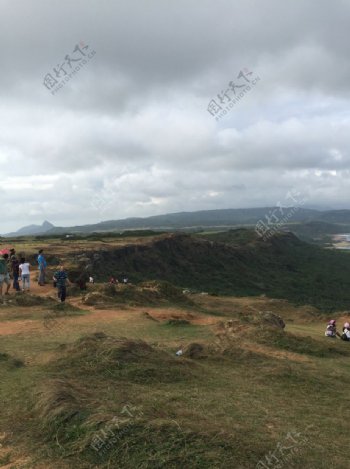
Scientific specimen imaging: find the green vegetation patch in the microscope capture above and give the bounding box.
[88,230,350,310]
[0,352,24,370]
[83,281,193,308]
[6,293,56,308]
[166,319,191,326]
[259,328,350,358]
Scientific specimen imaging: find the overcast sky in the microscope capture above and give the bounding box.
[1,0,350,232]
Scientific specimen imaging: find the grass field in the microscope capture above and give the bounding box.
[1,234,350,468]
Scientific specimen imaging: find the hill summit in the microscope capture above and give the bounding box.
[4,220,55,237]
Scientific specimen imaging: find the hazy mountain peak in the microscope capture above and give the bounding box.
[42,220,54,229]
[3,220,55,237]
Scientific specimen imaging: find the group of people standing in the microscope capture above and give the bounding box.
[0,249,31,300]
[0,248,70,304]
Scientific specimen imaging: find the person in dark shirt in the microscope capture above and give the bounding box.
[10,249,20,292]
[76,272,88,290]
[53,265,70,302]
[0,254,11,300]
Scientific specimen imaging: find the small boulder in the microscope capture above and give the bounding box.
[258,311,285,329]
[184,343,206,359]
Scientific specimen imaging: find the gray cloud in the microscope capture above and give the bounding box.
[0,0,350,232]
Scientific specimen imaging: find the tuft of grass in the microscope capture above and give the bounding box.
[166,319,191,326]
[0,352,24,369]
[34,379,91,442]
[50,302,85,314]
[48,334,196,384]
[81,421,262,468]
[6,293,55,308]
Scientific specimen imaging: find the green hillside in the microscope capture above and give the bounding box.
[86,230,350,311]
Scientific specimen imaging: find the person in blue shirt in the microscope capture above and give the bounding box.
[53,265,70,302]
[37,249,47,286]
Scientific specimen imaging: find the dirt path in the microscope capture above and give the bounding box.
[0,293,219,337]
[28,270,54,297]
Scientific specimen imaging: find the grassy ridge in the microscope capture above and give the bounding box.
[1,320,350,468]
[87,230,350,310]
[1,272,350,467]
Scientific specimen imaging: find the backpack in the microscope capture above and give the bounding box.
[0,259,6,275]
[11,257,19,273]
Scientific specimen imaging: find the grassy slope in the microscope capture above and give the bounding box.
[1,292,350,468]
[83,230,350,310]
[198,230,350,310]
[0,292,350,469]
[2,232,350,467]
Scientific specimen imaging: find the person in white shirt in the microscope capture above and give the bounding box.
[341,322,350,341]
[19,257,30,291]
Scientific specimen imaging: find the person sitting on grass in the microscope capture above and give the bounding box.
[19,257,30,292]
[341,322,350,341]
[325,319,338,338]
[0,253,11,301]
[53,265,70,303]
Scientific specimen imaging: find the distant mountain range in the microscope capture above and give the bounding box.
[4,220,55,237]
[3,207,350,237]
